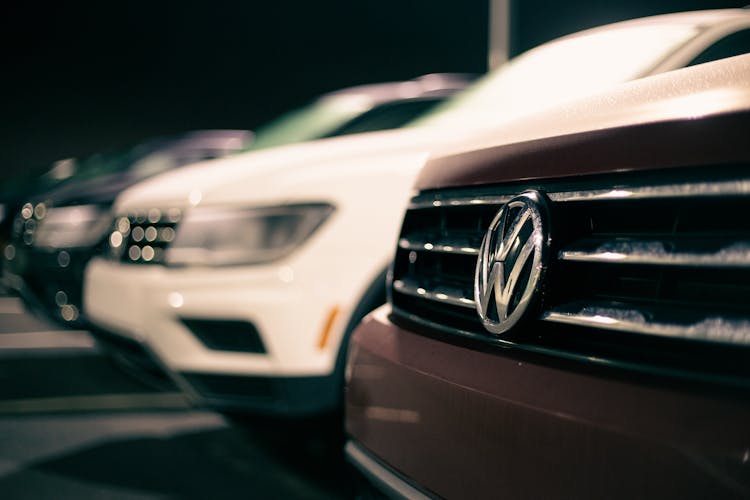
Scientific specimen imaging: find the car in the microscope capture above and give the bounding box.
[244,73,475,150]
[3,130,253,324]
[0,157,79,272]
[344,53,750,499]
[84,9,750,415]
[3,74,472,325]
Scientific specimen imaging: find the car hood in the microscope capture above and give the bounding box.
[113,126,457,211]
[417,54,750,190]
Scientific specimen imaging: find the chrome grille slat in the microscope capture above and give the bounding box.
[410,178,750,209]
[398,236,479,255]
[408,195,512,210]
[559,237,750,267]
[393,279,475,309]
[542,301,750,346]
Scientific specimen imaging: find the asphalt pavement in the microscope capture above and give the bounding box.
[0,290,354,499]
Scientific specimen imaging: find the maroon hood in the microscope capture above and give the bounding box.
[416,54,750,191]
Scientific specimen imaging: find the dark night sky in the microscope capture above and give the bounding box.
[1,0,745,181]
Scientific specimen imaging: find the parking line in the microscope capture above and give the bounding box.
[0,330,95,350]
[0,392,189,414]
[0,297,24,315]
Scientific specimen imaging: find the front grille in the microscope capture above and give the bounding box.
[108,208,182,265]
[391,167,750,386]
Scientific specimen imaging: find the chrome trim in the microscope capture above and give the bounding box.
[398,237,479,255]
[548,179,750,202]
[559,239,750,267]
[410,179,750,209]
[393,279,475,309]
[541,303,750,346]
[345,441,432,500]
[409,195,512,209]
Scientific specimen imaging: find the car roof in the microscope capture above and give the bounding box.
[561,8,750,42]
[318,73,478,107]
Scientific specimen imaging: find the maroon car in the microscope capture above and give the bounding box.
[345,54,750,499]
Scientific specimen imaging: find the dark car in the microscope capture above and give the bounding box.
[2,75,473,326]
[0,158,80,266]
[345,54,750,499]
[3,129,253,324]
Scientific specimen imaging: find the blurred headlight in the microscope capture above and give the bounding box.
[166,203,334,266]
[34,205,111,249]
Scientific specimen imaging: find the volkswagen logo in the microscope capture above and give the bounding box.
[474,191,550,334]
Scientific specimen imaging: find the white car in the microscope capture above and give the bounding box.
[85,9,750,414]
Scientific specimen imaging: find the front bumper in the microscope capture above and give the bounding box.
[345,305,750,499]
[84,257,345,413]
[4,243,91,325]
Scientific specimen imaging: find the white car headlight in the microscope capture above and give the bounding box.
[165,203,334,266]
[33,204,111,249]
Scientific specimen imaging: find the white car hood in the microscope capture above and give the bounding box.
[114,126,456,211]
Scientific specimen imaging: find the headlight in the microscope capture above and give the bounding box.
[165,203,334,266]
[33,205,111,249]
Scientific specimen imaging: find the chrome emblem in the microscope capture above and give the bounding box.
[474,191,549,334]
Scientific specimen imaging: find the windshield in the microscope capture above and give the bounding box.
[246,95,373,151]
[58,140,241,183]
[414,22,702,130]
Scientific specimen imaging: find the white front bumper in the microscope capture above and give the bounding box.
[84,257,344,378]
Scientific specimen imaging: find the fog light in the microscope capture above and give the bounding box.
[57,251,71,268]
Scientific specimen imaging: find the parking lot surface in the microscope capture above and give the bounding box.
[0,291,352,499]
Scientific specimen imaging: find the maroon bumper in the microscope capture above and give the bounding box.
[345,306,750,499]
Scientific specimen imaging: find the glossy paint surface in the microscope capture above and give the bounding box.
[346,306,750,499]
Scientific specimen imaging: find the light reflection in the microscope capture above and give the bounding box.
[596,251,627,260]
[61,304,79,322]
[647,88,748,120]
[57,251,71,268]
[364,406,420,424]
[141,245,155,262]
[189,189,202,206]
[21,203,33,219]
[110,231,123,248]
[167,208,181,223]
[128,245,141,260]
[117,217,130,233]
[167,292,184,308]
[589,315,619,325]
[160,227,176,242]
[145,226,158,242]
[148,208,162,223]
[34,203,47,219]
[601,189,633,198]
[131,226,145,242]
[278,266,294,283]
